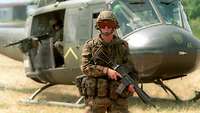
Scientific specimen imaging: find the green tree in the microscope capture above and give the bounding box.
[182,0,200,38]
[182,0,200,19]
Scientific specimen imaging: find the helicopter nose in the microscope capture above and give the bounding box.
[125,25,200,81]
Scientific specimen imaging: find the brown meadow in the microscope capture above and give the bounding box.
[0,54,200,113]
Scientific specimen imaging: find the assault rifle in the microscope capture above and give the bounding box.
[113,64,155,107]
[93,45,155,107]
[4,33,50,53]
[4,33,50,47]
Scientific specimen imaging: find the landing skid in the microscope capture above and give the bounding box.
[154,79,200,102]
[19,83,85,108]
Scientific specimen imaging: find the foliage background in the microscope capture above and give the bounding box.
[182,0,200,38]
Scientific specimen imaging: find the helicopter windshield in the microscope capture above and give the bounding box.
[111,0,160,36]
[154,0,183,27]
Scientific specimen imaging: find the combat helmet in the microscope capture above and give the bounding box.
[95,11,119,30]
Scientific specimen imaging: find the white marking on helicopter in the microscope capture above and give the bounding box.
[178,51,187,55]
[64,47,78,60]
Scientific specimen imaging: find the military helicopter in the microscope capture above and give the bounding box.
[1,0,200,107]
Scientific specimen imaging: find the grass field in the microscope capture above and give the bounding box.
[1,54,200,113]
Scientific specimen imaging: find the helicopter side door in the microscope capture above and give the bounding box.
[64,7,92,69]
[63,3,106,69]
[26,9,65,73]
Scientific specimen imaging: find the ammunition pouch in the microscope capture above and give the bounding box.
[85,77,96,96]
[75,75,130,98]
[97,78,108,97]
[109,81,119,100]
[75,75,97,97]
[75,75,87,96]
[75,75,109,97]
[109,81,131,100]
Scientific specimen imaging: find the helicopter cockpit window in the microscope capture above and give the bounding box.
[155,0,183,27]
[111,0,160,36]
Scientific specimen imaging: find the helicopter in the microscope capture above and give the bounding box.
[1,0,200,107]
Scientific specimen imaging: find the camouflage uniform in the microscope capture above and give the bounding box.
[81,34,131,113]
[53,28,63,55]
[50,18,64,56]
[50,24,64,67]
[53,28,63,43]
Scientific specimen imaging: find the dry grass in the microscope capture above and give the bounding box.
[1,54,200,113]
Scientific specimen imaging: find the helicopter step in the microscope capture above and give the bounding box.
[154,79,200,102]
[19,83,85,108]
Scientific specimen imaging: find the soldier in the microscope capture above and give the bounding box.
[80,11,135,113]
[49,18,64,67]
[52,19,64,56]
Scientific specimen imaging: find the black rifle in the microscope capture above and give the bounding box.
[4,33,50,47]
[113,64,155,107]
[93,45,155,107]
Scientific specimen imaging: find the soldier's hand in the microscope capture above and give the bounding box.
[107,68,122,80]
[128,84,135,93]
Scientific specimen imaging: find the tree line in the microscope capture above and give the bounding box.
[182,0,200,19]
[182,0,200,38]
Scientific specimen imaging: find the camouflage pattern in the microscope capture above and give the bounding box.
[81,35,131,113]
[95,11,119,30]
[81,35,129,77]
[53,28,63,43]
[54,41,63,55]
[85,97,129,113]
[53,28,63,55]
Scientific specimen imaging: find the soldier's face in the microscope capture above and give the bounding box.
[98,20,116,29]
[99,20,116,35]
[54,24,62,31]
[100,26,113,33]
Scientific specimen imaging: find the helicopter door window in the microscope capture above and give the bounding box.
[155,0,183,27]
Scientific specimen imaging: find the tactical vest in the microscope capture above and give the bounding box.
[76,36,131,99]
[91,36,128,68]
